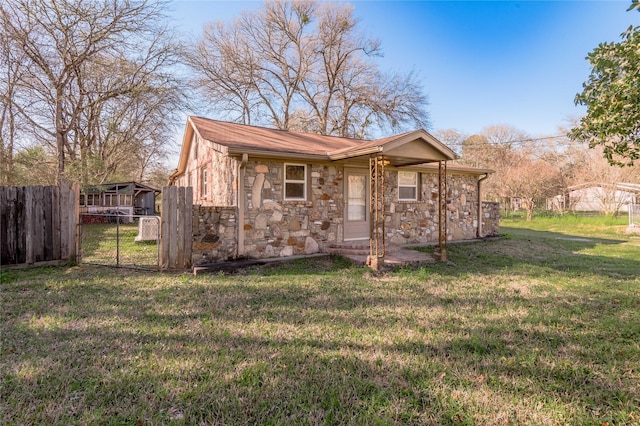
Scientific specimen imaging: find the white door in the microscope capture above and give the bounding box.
[344,169,369,241]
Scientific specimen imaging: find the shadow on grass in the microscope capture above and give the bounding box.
[2,259,639,424]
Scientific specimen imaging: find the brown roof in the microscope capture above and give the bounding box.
[190,116,362,156]
[171,116,481,181]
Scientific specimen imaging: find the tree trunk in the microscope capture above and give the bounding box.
[55,91,66,185]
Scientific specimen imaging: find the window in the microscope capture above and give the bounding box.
[347,174,366,221]
[104,194,116,206]
[284,163,306,200]
[398,171,418,201]
[201,167,208,198]
[85,194,98,206]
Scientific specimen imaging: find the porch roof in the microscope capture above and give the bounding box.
[83,181,160,195]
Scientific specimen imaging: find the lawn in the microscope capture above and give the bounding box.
[1,216,639,425]
[79,221,159,270]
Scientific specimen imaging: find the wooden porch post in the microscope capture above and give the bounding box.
[367,154,386,270]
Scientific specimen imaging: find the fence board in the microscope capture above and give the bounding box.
[0,187,8,263]
[161,189,169,270]
[1,184,78,267]
[184,187,193,267]
[25,186,34,264]
[51,185,61,260]
[60,182,70,259]
[160,186,193,270]
[15,186,26,263]
[176,187,185,268]
[35,186,46,262]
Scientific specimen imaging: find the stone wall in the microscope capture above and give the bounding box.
[481,201,500,237]
[243,161,344,258]
[194,161,501,262]
[192,205,238,266]
[385,172,482,245]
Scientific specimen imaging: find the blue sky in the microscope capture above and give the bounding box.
[170,0,639,138]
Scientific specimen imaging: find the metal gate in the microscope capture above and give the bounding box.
[79,213,160,270]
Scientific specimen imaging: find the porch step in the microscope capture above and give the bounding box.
[327,243,398,256]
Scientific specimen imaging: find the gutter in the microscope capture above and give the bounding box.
[477,173,490,238]
[228,148,326,162]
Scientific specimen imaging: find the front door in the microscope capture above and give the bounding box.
[344,168,370,241]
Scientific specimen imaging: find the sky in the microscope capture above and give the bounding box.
[169,0,640,140]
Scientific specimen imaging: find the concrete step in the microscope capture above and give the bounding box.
[327,243,398,256]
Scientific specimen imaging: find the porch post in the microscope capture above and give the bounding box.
[437,160,448,261]
[367,154,386,270]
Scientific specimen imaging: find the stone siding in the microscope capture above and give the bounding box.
[194,161,501,261]
[482,201,500,237]
[243,161,344,258]
[192,205,238,266]
[178,133,238,206]
[385,172,482,245]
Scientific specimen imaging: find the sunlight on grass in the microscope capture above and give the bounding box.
[2,217,639,425]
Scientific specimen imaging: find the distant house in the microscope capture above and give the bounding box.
[80,181,159,218]
[548,182,640,214]
[169,116,499,262]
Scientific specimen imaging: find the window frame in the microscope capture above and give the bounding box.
[398,171,419,201]
[283,163,307,201]
[201,167,208,199]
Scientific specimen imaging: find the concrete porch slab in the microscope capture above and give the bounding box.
[341,247,437,267]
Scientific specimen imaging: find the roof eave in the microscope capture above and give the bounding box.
[328,145,383,160]
[227,148,329,161]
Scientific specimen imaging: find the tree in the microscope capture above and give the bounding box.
[569,146,640,215]
[433,129,466,157]
[503,152,562,221]
[0,22,26,185]
[571,19,640,166]
[0,0,183,185]
[458,125,531,214]
[187,0,429,138]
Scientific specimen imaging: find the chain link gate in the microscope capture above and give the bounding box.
[79,213,160,270]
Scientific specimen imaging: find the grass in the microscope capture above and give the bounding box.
[80,222,159,269]
[1,216,639,425]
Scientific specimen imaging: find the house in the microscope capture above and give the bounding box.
[548,182,640,215]
[80,181,159,220]
[169,116,498,265]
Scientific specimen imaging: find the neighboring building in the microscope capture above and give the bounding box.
[548,182,640,215]
[169,116,498,262]
[80,181,159,217]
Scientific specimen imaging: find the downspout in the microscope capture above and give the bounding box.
[477,173,489,238]
[237,153,249,258]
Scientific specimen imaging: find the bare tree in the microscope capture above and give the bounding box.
[504,152,562,221]
[0,0,183,185]
[187,0,429,138]
[458,125,531,213]
[433,129,467,157]
[0,22,26,184]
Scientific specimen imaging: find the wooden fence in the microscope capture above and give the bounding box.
[161,186,193,270]
[1,183,79,267]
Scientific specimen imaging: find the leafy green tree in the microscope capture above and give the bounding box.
[571,15,640,166]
